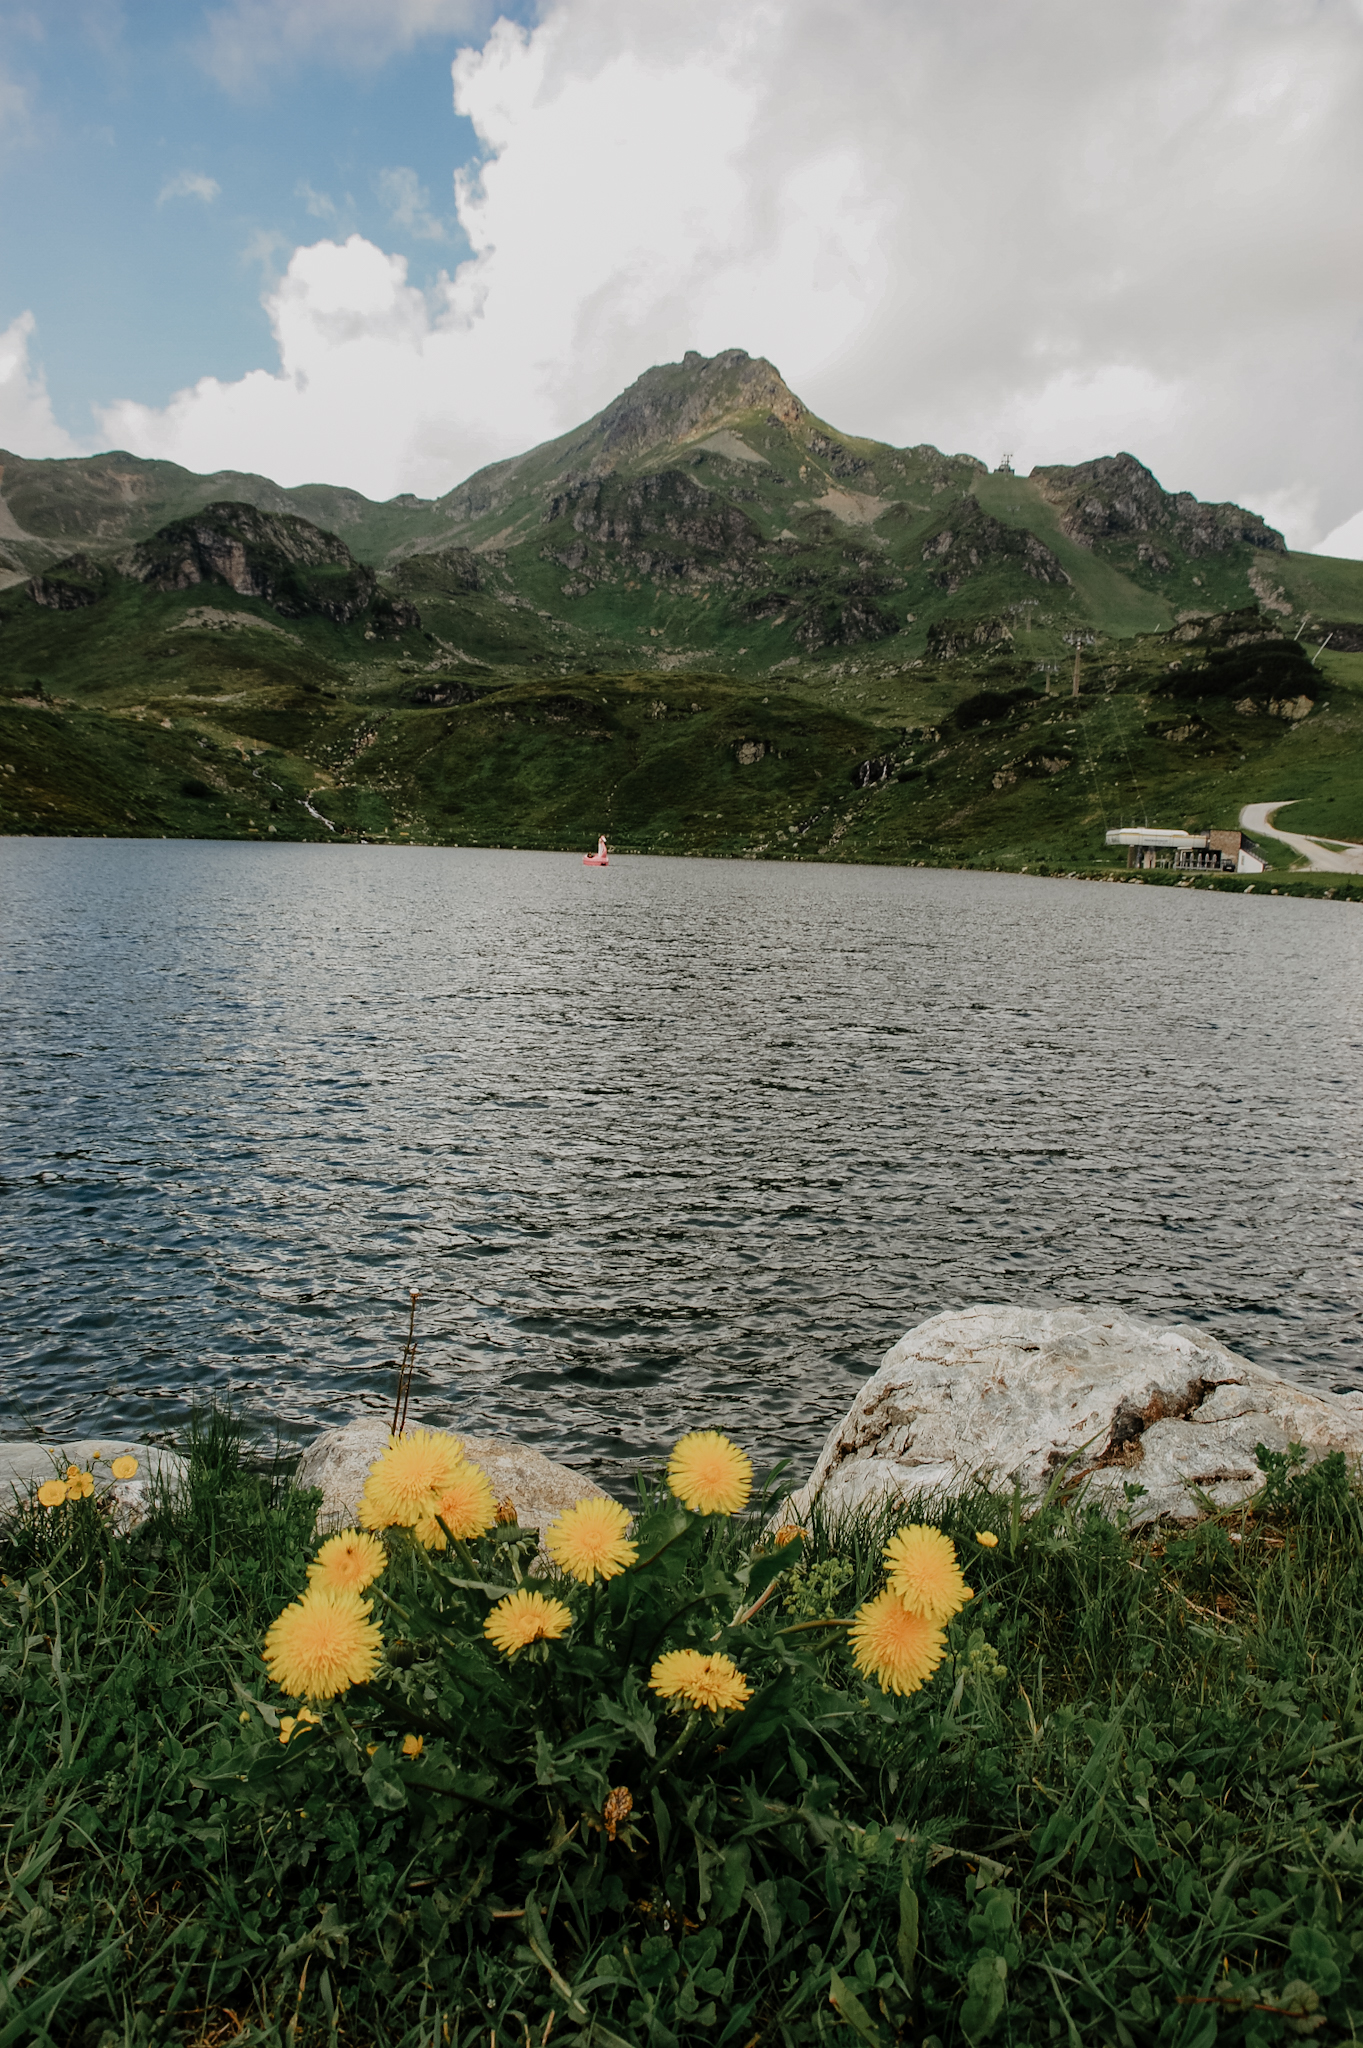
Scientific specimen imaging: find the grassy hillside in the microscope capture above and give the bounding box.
[3,348,1361,875]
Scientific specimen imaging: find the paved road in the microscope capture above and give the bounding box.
[1240,801,1363,874]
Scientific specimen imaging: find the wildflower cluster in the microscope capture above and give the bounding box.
[36,1450,138,1509]
[261,1427,778,1717]
[848,1523,975,1696]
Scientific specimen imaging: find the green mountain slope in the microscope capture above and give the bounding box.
[3,348,1361,879]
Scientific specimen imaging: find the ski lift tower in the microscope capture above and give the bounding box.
[996,452,1014,475]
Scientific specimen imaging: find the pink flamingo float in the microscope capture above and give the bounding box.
[583,835,610,867]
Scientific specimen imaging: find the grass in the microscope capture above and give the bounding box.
[5,1419,1363,2045]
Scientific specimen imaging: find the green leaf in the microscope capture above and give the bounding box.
[709,1840,751,1924]
[829,1971,884,2046]
[362,1759,407,1812]
[960,1952,1008,2043]
[896,1876,919,1989]
[743,1878,783,1956]
[1289,1925,1342,1997]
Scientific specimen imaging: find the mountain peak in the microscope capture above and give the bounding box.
[591,347,804,461]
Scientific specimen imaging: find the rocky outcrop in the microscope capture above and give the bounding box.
[926,616,1015,661]
[920,500,1069,593]
[25,502,421,633]
[787,1306,1363,1528]
[0,1439,188,1524]
[544,469,763,566]
[293,1418,608,1534]
[1030,454,1285,558]
[27,553,111,609]
[120,501,382,623]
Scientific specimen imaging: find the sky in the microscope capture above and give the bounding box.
[2,0,1362,556]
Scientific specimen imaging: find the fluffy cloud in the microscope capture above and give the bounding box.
[157,170,221,205]
[0,311,81,458]
[96,0,1363,550]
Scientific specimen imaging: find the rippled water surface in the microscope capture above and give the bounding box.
[3,838,1361,1487]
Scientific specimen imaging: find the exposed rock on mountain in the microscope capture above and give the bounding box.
[541,470,764,590]
[28,501,421,634]
[1030,452,1285,560]
[28,553,113,610]
[391,545,487,595]
[920,498,1069,592]
[593,349,804,458]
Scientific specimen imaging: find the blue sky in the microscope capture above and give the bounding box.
[2,1,1361,554]
[1,0,527,431]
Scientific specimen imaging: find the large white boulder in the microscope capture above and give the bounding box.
[788,1306,1363,1527]
[0,1438,188,1526]
[294,1418,609,1533]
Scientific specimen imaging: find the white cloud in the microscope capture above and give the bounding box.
[200,0,494,92]
[0,311,81,457]
[377,166,447,241]
[158,169,221,206]
[90,0,1363,542]
[297,181,342,224]
[1312,509,1363,561]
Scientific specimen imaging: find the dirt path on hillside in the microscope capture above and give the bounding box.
[1240,801,1363,873]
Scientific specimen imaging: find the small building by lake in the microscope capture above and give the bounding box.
[1104,826,1266,874]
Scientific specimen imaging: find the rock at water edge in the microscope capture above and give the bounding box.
[787,1305,1363,1527]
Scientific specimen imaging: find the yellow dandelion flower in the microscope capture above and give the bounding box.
[545,1497,638,1583]
[849,1590,947,1696]
[975,1530,999,1549]
[37,1479,67,1508]
[357,1429,465,1531]
[649,1648,752,1713]
[401,1733,424,1759]
[413,1462,498,1549]
[278,1707,322,1744]
[667,1432,753,1516]
[307,1529,389,1595]
[483,1590,573,1656]
[110,1455,138,1480]
[65,1470,95,1501]
[883,1525,973,1623]
[263,1588,383,1699]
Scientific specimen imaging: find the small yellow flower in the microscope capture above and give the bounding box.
[401,1733,424,1759]
[65,1470,95,1501]
[414,1462,498,1548]
[545,1497,637,1582]
[773,1523,804,1547]
[65,1465,81,1480]
[358,1429,466,1531]
[882,1525,973,1623]
[849,1590,946,1696]
[975,1530,999,1549]
[483,1589,573,1656]
[239,1710,251,1723]
[307,1529,388,1595]
[37,1479,67,1508]
[649,1648,752,1713]
[278,1707,322,1744]
[110,1455,139,1480]
[667,1432,753,1516]
[263,1589,383,1699]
